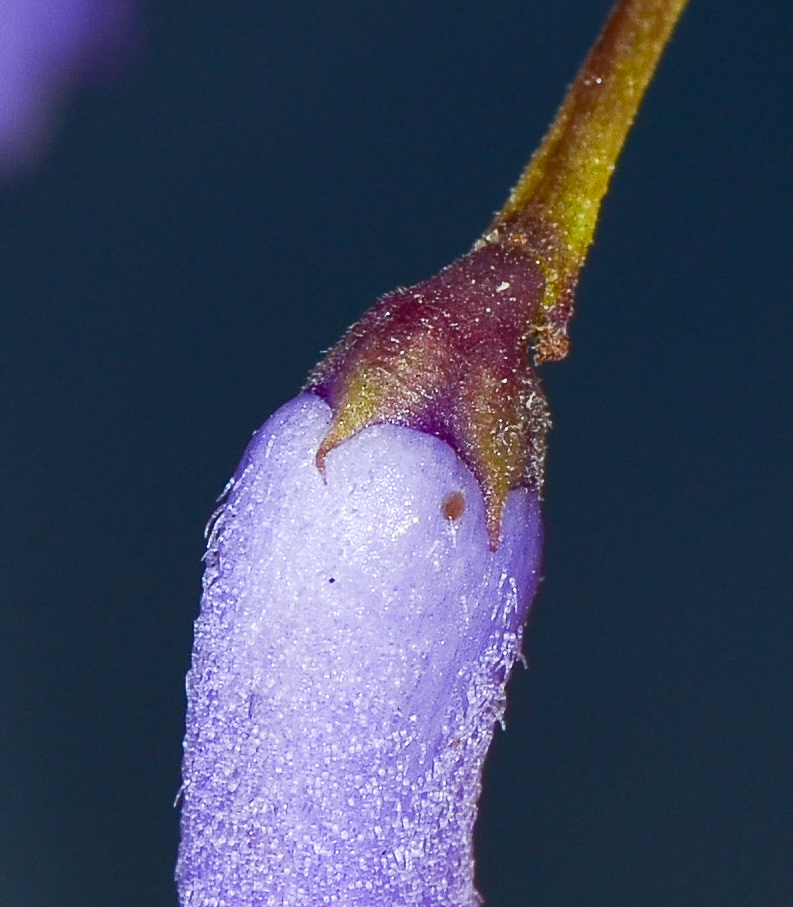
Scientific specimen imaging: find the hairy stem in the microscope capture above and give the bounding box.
[485,0,689,360]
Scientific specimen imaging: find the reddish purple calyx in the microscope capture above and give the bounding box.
[306,242,551,549]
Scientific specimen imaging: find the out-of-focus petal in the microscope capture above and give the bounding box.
[177,393,542,906]
[0,0,136,178]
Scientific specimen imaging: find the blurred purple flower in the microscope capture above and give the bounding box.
[177,393,543,905]
[0,0,136,178]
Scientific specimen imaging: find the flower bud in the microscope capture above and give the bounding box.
[177,393,542,906]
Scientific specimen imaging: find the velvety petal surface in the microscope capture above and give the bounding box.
[177,393,542,906]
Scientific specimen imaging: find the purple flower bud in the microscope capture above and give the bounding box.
[0,0,136,178]
[177,393,542,905]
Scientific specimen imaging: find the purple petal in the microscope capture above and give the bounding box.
[177,394,542,905]
[0,0,136,177]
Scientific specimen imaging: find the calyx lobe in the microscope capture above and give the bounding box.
[306,242,550,549]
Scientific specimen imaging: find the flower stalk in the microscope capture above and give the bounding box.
[484,0,690,362]
[308,0,689,545]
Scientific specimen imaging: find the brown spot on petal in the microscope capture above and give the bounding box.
[441,491,465,522]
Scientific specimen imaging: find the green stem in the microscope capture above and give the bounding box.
[485,0,689,362]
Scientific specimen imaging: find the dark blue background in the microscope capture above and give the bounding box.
[1,1,791,904]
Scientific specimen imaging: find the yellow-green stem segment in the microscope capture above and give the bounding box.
[486,0,689,362]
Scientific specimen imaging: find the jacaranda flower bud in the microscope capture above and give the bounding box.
[177,393,542,905]
[176,0,689,900]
